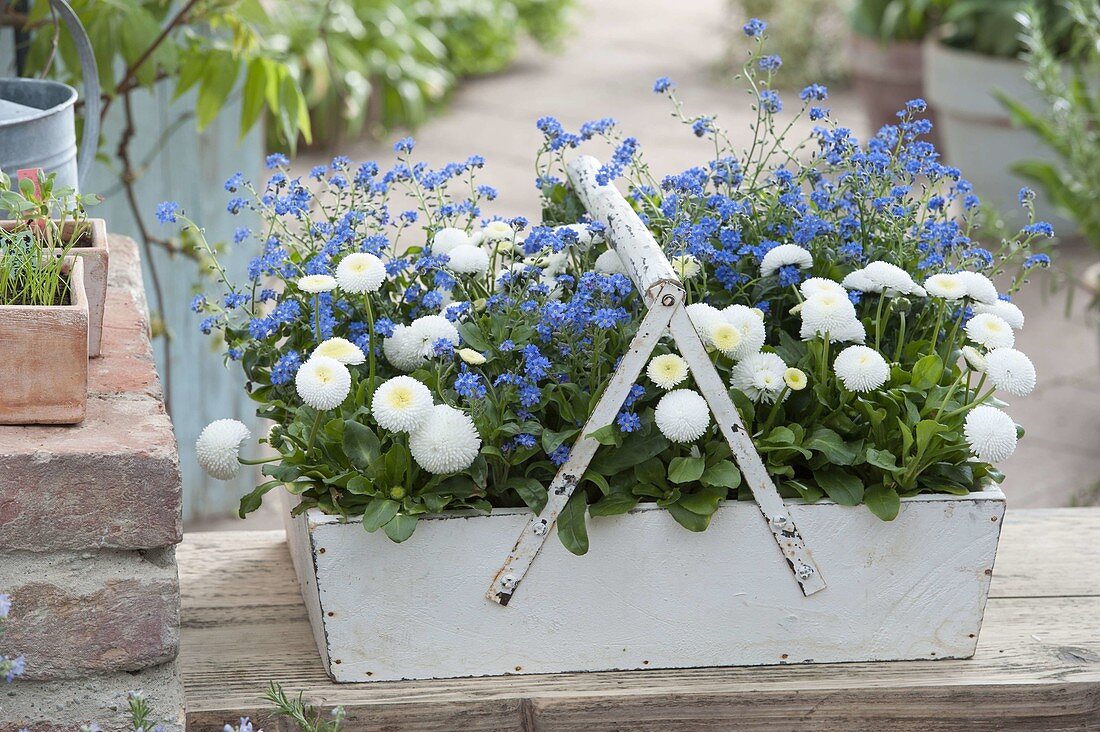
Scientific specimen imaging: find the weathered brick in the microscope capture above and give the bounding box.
[0,237,181,552]
[0,548,179,680]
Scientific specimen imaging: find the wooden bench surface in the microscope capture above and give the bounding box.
[180,508,1100,730]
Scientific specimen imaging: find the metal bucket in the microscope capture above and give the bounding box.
[0,0,100,191]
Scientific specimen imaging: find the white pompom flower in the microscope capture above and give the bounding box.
[481,220,514,241]
[432,227,471,255]
[654,389,711,443]
[335,253,386,294]
[721,304,768,359]
[383,324,424,372]
[730,352,787,403]
[296,356,352,410]
[710,322,744,357]
[923,273,967,300]
[409,314,461,358]
[297,274,338,294]
[841,269,875,292]
[671,254,702,280]
[965,313,1015,350]
[784,367,808,391]
[409,404,482,474]
[594,248,627,275]
[984,348,1036,397]
[964,405,1018,463]
[862,261,926,296]
[196,419,251,481]
[457,348,486,365]
[312,337,366,365]
[800,277,846,299]
[962,345,987,372]
[686,303,725,345]
[371,376,434,432]
[799,291,863,343]
[973,299,1025,330]
[446,244,491,274]
[833,345,890,392]
[957,271,999,304]
[760,244,813,277]
[647,353,690,390]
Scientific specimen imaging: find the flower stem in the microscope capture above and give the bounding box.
[364,295,378,402]
[305,411,324,456]
[313,294,322,344]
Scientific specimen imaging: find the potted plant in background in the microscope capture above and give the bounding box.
[0,171,93,424]
[1000,0,1100,356]
[924,0,1077,229]
[849,0,944,143]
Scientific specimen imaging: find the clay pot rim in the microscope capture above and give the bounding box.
[0,217,107,249]
[0,256,88,313]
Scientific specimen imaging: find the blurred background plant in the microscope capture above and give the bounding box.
[726,0,852,87]
[271,0,575,148]
[941,0,1078,57]
[850,0,944,40]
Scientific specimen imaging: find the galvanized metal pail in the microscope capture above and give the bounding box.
[0,0,100,192]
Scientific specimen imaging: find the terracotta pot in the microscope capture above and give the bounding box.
[1,217,108,357]
[0,256,88,424]
[849,34,941,148]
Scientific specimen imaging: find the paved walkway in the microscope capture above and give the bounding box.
[216,0,1099,530]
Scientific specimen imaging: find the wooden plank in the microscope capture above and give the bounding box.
[180,509,1100,728]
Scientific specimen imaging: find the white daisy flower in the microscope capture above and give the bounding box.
[784,367,808,391]
[409,404,482,474]
[760,244,813,277]
[798,291,863,343]
[312,337,366,365]
[382,324,424,372]
[409,314,461,358]
[721,304,768,359]
[594,248,627,275]
[457,348,486,365]
[686,303,725,345]
[833,345,890,392]
[962,345,987,372]
[335,253,386,294]
[984,348,1036,397]
[371,376,434,432]
[957,271,999,304]
[923,273,967,300]
[710,322,743,357]
[195,419,251,481]
[841,269,875,291]
[671,254,702,280]
[730,352,787,403]
[432,227,471,255]
[964,405,1018,463]
[965,313,1014,350]
[973,299,1024,330]
[647,353,690,390]
[800,277,846,299]
[862,261,926,296]
[446,244,491,274]
[297,274,337,294]
[481,220,514,241]
[654,389,711,443]
[296,356,352,410]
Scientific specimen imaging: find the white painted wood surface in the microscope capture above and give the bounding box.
[285,486,1005,683]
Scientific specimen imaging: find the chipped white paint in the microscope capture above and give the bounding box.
[284,486,1006,683]
[486,155,823,605]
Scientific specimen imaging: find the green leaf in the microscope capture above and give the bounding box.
[196,51,241,131]
[382,514,418,542]
[583,470,611,496]
[865,484,901,521]
[507,477,547,513]
[812,467,865,506]
[787,480,825,502]
[456,321,490,351]
[362,498,400,532]
[588,492,639,516]
[556,490,589,555]
[667,502,712,531]
[915,419,946,456]
[668,456,706,484]
[588,423,622,447]
[591,431,670,475]
[675,484,726,515]
[804,427,859,465]
[865,447,900,472]
[345,476,373,495]
[911,354,945,390]
[634,457,667,488]
[240,57,269,139]
[700,460,741,490]
[343,420,381,470]
[238,480,280,518]
[541,427,579,455]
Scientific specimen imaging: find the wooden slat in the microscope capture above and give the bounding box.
[180,509,1100,730]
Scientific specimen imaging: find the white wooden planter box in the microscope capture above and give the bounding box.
[283,486,1005,683]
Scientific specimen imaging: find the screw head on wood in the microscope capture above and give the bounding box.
[501,574,517,591]
[661,293,675,306]
[796,564,815,581]
[533,520,548,536]
[770,515,789,531]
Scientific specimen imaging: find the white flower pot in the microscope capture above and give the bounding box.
[284,486,1006,683]
[924,40,1073,233]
